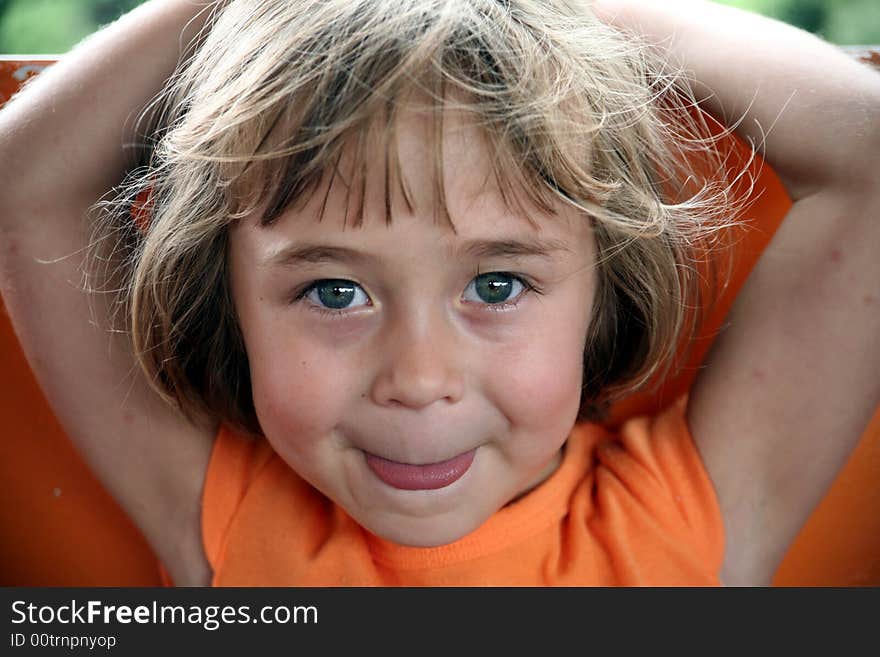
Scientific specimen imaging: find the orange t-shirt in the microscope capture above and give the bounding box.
[201,396,724,586]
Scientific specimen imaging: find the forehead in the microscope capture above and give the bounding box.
[232,102,593,257]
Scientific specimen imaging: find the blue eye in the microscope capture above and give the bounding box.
[462,272,526,305]
[304,279,370,311]
[299,273,533,314]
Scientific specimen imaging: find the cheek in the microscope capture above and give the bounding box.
[248,331,357,440]
[489,306,589,431]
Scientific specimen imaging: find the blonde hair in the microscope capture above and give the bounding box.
[93,0,749,434]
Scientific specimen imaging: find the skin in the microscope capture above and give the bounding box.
[228,106,597,547]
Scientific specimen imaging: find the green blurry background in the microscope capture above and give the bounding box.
[0,0,878,53]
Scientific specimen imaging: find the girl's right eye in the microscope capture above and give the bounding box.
[301,279,371,312]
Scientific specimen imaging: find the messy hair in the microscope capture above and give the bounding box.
[92,0,750,435]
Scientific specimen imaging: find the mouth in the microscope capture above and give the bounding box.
[364,449,476,490]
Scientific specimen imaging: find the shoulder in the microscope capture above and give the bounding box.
[571,399,725,584]
[201,423,277,567]
[598,398,723,535]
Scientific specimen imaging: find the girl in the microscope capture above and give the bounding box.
[0,0,877,586]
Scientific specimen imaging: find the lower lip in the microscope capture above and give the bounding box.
[365,449,476,490]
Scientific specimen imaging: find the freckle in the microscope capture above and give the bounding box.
[864,295,876,306]
[52,487,61,498]
[829,249,842,264]
[752,368,766,382]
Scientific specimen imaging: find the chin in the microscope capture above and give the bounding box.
[365,509,488,547]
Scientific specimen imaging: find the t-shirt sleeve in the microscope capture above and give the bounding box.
[591,396,725,583]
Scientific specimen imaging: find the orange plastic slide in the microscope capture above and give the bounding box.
[1,59,877,586]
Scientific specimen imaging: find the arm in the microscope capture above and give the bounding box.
[0,0,224,585]
[595,0,880,584]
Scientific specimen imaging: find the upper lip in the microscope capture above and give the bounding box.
[362,448,475,466]
[351,431,480,465]
[344,417,489,464]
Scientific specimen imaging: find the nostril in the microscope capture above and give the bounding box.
[370,365,465,409]
[369,324,466,409]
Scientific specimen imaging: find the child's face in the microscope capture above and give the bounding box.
[228,107,596,547]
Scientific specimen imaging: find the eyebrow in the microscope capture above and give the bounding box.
[266,237,571,269]
[458,237,571,261]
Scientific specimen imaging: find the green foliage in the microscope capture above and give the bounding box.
[0,0,90,54]
[823,0,880,45]
[778,0,828,35]
[91,0,145,25]
[715,0,880,44]
[0,0,146,54]
[0,0,877,54]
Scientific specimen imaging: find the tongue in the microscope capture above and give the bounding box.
[365,450,475,490]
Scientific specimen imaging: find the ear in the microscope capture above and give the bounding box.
[131,186,154,234]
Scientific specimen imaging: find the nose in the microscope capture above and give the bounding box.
[369,314,465,410]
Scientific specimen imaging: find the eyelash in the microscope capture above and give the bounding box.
[293,273,544,317]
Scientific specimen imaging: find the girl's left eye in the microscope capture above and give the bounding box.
[462,272,528,306]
